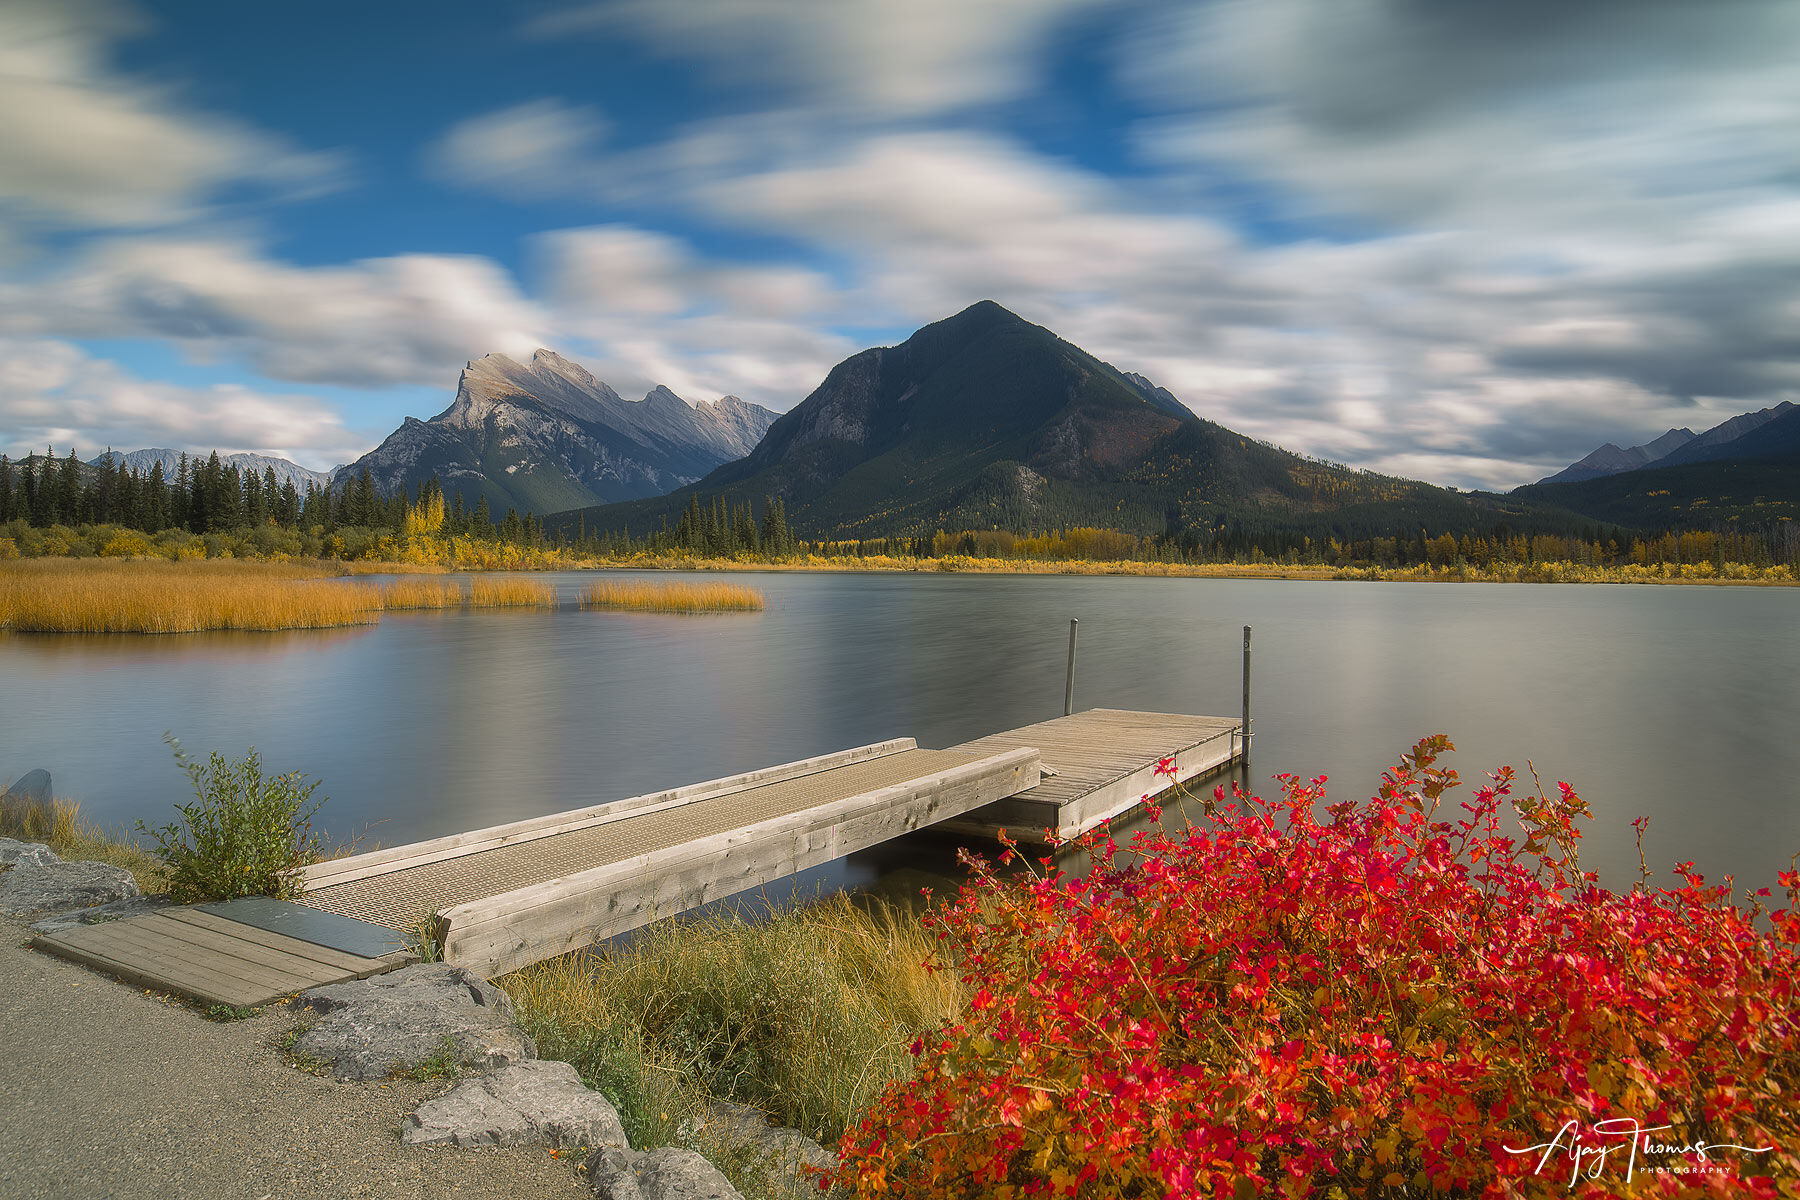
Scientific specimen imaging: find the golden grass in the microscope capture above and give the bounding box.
[0,793,167,893]
[468,576,560,608]
[579,578,766,613]
[377,577,466,609]
[0,559,380,633]
[501,893,961,1155]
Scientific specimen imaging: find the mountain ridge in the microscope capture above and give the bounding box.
[334,349,778,516]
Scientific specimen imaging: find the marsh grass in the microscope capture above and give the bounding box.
[0,791,167,892]
[500,893,961,1156]
[0,559,379,633]
[579,579,765,613]
[468,576,559,608]
[377,578,466,609]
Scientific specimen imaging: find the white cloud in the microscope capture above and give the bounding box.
[0,0,344,230]
[535,226,853,406]
[0,239,550,389]
[425,100,610,197]
[0,338,369,469]
[529,0,1110,117]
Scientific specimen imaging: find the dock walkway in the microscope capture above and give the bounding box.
[34,709,1243,998]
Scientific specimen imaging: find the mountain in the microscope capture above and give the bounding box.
[1538,428,1694,484]
[115,449,331,492]
[1511,404,1800,527]
[335,350,778,516]
[546,301,1501,543]
[1642,401,1797,468]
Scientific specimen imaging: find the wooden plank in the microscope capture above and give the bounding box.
[160,908,399,975]
[34,925,294,1008]
[126,914,347,986]
[71,920,320,996]
[439,748,1040,977]
[297,738,917,889]
[34,933,266,1010]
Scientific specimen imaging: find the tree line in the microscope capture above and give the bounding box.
[0,449,553,547]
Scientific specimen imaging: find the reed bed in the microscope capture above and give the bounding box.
[468,576,560,608]
[580,578,765,613]
[0,559,379,633]
[377,577,466,609]
[501,894,961,1161]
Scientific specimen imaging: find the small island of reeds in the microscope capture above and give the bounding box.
[579,578,765,613]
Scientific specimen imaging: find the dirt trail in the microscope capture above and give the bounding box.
[0,917,589,1200]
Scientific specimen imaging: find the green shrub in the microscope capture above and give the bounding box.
[136,735,326,903]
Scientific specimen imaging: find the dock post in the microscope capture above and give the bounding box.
[1241,624,1252,756]
[1064,618,1079,716]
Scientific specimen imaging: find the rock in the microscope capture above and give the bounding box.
[0,837,61,870]
[30,894,173,937]
[402,1059,628,1150]
[586,1147,743,1200]
[0,858,140,916]
[2,769,52,804]
[289,963,536,1081]
[686,1101,839,1198]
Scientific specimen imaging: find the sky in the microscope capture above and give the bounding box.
[1,0,1796,490]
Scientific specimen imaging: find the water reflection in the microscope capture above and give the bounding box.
[2,573,1796,894]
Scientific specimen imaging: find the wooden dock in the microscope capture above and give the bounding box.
[33,708,1243,996]
[939,709,1242,844]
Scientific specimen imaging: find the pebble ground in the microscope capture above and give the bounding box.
[0,916,591,1200]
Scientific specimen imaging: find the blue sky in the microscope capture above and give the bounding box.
[2,0,1796,489]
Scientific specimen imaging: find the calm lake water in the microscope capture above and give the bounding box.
[4,572,1797,895]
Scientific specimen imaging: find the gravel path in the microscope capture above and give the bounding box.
[0,917,591,1200]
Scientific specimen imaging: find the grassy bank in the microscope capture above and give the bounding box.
[0,792,166,893]
[580,579,765,612]
[0,559,383,633]
[568,550,1799,584]
[499,894,960,1194]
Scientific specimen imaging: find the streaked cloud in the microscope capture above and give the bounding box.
[0,239,549,389]
[0,337,368,468]
[0,0,344,231]
[528,0,1110,116]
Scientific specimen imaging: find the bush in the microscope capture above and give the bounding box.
[838,738,1800,1198]
[136,735,326,904]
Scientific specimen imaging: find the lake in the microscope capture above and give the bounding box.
[4,572,1796,896]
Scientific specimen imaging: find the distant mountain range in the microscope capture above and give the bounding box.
[1538,402,1796,484]
[1516,401,1800,526]
[113,449,332,492]
[545,301,1496,543]
[333,350,778,516]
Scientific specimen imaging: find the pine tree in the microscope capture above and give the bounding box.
[145,461,168,531]
[56,447,81,525]
[760,495,790,557]
[173,453,191,530]
[244,466,267,526]
[0,455,11,523]
[278,479,300,527]
[472,494,491,535]
[352,469,377,527]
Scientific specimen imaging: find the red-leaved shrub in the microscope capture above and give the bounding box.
[837,737,1799,1198]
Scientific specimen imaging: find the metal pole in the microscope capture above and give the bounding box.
[1241,624,1253,756]
[1063,618,1079,716]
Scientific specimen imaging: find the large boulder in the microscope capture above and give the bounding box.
[0,837,61,870]
[402,1059,628,1150]
[586,1147,743,1200]
[289,963,536,1081]
[0,856,140,916]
